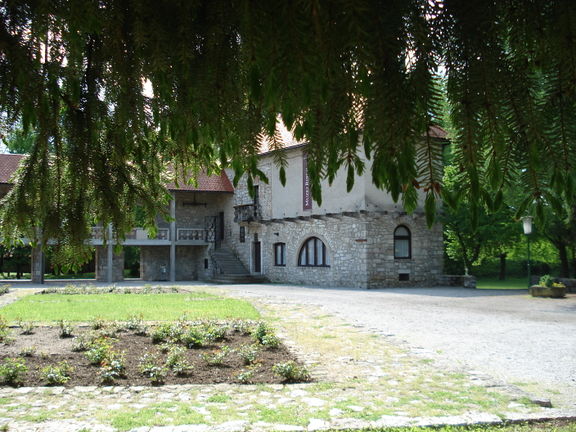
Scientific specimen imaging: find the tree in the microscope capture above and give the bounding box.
[2,127,35,154]
[0,1,575,246]
[443,167,520,277]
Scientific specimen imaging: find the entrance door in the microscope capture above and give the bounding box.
[253,241,261,273]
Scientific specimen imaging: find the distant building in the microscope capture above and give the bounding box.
[0,130,446,287]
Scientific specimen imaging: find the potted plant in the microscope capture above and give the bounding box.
[530,275,567,298]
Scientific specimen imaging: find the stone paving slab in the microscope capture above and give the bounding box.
[0,284,575,432]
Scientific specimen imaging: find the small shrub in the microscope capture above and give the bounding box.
[251,322,280,348]
[125,313,148,335]
[165,346,192,376]
[0,284,9,295]
[57,320,74,338]
[201,345,231,366]
[85,339,113,365]
[0,358,27,386]
[230,319,254,335]
[236,367,255,384]
[99,353,126,384]
[272,361,311,383]
[202,321,227,342]
[181,326,206,348]
[90,317,107,330]
[238,344,260,365]
[150,323,182,344]
[0,316,12,344]
[159,342,175,353]
[17,320,36,335]
[42,361,73,385]
[71,334,92,352]
[138,353,167,384]
[19,346,36,357]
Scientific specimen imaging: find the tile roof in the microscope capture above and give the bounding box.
[166,170,234,193]
[0,154,24,184]
[0,154,234,192]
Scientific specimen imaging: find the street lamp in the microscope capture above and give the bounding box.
[522,216,533,288]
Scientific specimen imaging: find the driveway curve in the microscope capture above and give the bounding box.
[218,284,576,409]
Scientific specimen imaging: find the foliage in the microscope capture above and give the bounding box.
[0,358,27,386]
[19,346,36,357]
[238,344,260,365]
[251,322,280,349]
[1,2,576,245]
[84,338,113,365]
[41,361,73,385]
[0,285,9,295]
[165,346,192,376]
[0,315,12,344]
[201,345,231,366]
[272,361,311,383]
[236,367,256,384]
[57,320,74,338]
[16,319,35,335]
[99,353,126,384]
[138,353,167,384]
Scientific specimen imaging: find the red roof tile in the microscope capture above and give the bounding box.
[166,170,234,193]
[0,154,24,184]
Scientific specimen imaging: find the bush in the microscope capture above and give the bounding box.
[165,346,192,376]
[41,361,73,385]
[539,274,554,287]
[236,367,255,384]
[19,346,36,357]
[57,320,74,338]
[181,326,206,348]
[99,353,126,384]
[251,322,280,348]
[0,285,9,295]
[0,316,13,344]
[138,353,167,384]
[17,319,36,335]
[272,361,311,383]
[151,323,185,344]
[85,338,113,365]
[201,345,231,366]
[124,313,148,335]
[238,344,260,365]
[0,358,27,386]
[90,317,107,330]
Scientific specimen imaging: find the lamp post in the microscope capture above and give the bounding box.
[522,216,533,288]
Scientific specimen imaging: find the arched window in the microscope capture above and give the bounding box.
[394,226,411,259]
[298,237,329,267]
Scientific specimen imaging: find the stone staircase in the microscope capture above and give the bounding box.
[210,248,267,284]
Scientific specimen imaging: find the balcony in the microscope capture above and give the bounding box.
[90,227,208,246]
[234,204,260,223]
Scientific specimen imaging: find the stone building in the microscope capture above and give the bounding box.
[0,131,446,287]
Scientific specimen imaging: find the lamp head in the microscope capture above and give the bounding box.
[522,216,533,235]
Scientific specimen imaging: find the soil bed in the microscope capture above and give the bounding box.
[0,323,306,387]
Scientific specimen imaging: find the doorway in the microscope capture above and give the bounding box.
[253,240,261,273]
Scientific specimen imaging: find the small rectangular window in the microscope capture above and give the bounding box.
[239,226,245,243]
[204,259,209,269]
[399,273,410,281]
[274,243,286,266]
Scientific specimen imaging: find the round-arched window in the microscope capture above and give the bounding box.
[394,226,411,259]
[298,237,329,267]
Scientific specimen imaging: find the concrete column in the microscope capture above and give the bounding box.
[169,194,176,282]
[30,246,44,284]
[107,224,114,283]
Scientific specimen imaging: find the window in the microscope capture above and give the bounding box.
[298,237,329,267]
[394,225,411,259]
[274,243,286,266]
[239,226,245,243]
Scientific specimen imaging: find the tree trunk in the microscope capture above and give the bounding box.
[559,244,570,278]
[498,252,507,280]
[571,246,576,279]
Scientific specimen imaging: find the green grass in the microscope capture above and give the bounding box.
[0,292,260,322]
[476,277,529,290]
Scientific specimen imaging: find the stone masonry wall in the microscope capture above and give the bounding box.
[95,247,125,282]
[366,212,443,287]
[140,245,213,281]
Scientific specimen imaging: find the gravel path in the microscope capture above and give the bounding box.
[217,284,576,409]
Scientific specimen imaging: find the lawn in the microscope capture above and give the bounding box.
[476,277,529,290]
[0,292,260,322]
[336,422,576,432]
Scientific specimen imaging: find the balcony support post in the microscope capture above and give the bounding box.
[169,193,176,282]
[107,223,113,283]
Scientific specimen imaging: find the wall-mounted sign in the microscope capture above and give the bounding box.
[303,153,312,210]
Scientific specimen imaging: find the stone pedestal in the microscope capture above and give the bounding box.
[95,246,125,282]
[30,246,44,284]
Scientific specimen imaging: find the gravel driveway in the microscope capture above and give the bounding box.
[218,284,576,409]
